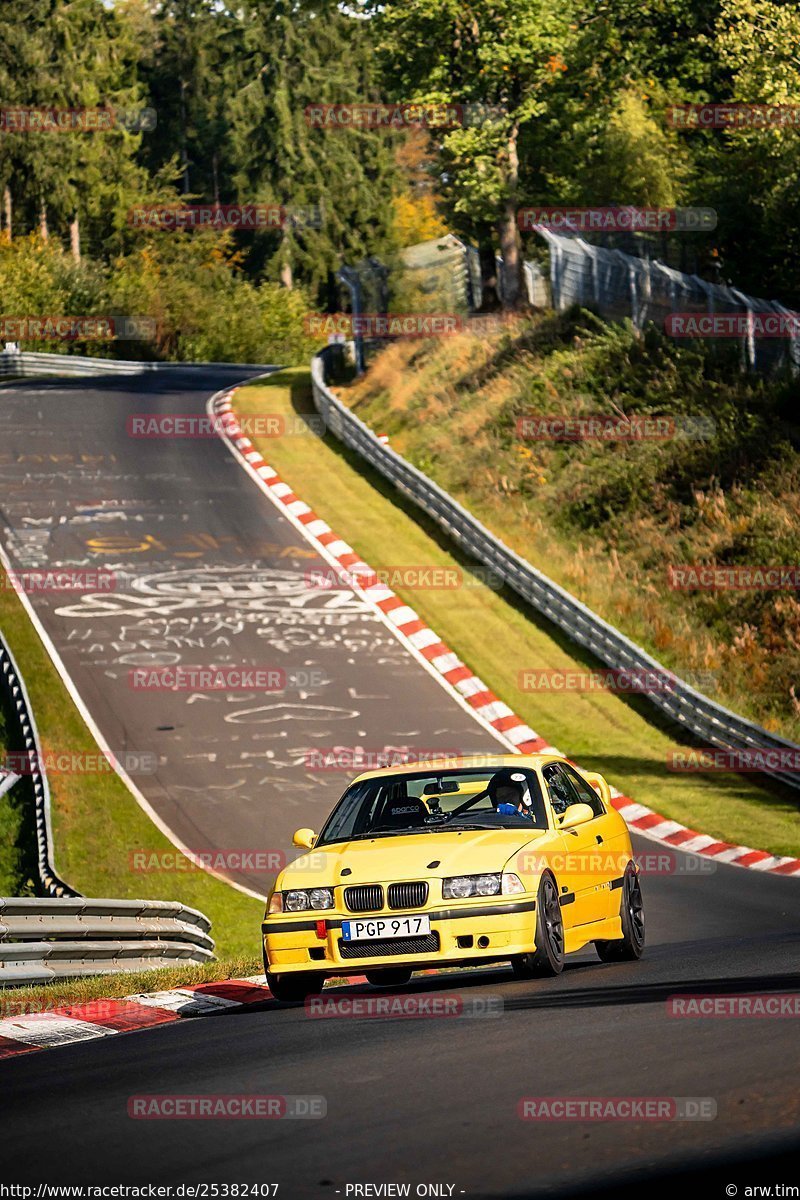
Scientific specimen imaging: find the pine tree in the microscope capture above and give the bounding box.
[228,0,400,301]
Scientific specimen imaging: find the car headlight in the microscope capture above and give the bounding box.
[283,888,334,912]
[442,873,525,899]
[443,873,501,899]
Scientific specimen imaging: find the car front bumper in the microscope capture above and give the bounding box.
[262,898,537,975]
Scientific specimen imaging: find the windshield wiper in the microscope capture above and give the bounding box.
[340,829,438,841]
[418,822,492,832]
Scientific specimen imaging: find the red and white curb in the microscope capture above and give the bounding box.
[211,387,800,880]
[0,971,448,1061]
[0,976,275,1060]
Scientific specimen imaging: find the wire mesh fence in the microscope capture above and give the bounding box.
[528,230,800,375]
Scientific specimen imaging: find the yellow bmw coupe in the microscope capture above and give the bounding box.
[262,754,644,1001]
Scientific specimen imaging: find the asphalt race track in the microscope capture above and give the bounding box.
[0,370,798,1195]
[0,369,498,894]
[1,856,799,1195]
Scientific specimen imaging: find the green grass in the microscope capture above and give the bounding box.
[0,572,263,957]
[235,369,800,858]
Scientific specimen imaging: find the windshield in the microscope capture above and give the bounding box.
[316,766,548,846]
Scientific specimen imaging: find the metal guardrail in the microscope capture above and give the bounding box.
[0,898,214,986]
[311,349,800,793]
[0,632,78,897]
[0,348,277,378]
[0,639,216,984]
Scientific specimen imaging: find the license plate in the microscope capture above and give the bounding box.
[341,915,431,942]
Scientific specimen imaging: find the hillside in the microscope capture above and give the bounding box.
[342,311,800,743]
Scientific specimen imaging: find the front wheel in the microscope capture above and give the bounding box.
[366,968,413,987]
[266,971,325,1003]
[512,873,565,979]
[595,863,645,962]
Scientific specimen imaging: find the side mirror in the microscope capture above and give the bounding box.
[292,827,317,850]
[559,803,594,830]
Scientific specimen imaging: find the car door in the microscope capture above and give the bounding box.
[541,762,614,926]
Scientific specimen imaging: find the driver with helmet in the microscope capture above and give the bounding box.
[488,768,535,820]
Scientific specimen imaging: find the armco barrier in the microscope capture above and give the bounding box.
[0,644,217,985]
[0,347,277,378]
[0,897,214,986]
[310,349,800,793]
[0,631,78,898]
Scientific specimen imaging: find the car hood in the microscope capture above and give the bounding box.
[279,827,556,888]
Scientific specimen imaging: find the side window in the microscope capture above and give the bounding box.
[561,764,605,816]
[542,763,581,816]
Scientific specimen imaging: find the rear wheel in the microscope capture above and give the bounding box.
[266,971,325,1003]
[365,968,413,987]
[511,873,564,979]
[595,863,645,962]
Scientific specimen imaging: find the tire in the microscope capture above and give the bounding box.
[595,862,645,962]
[365,968,413,987]
[511,873,565,979]
[266,971,325,1003]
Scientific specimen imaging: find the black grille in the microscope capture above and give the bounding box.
[387,881,428,910]
[339,933,440,959]
[344,884,384,913]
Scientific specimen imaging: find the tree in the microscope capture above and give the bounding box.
[228,0,400,301]
[705,0,800,299]
[137,0,244,203]
[0,0,151,260]
[392,129,448,247]
[371,0,575,309]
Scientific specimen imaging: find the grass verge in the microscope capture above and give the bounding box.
[235,369,800,858]
[1,957,262,1014]
[343,317,800,742]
